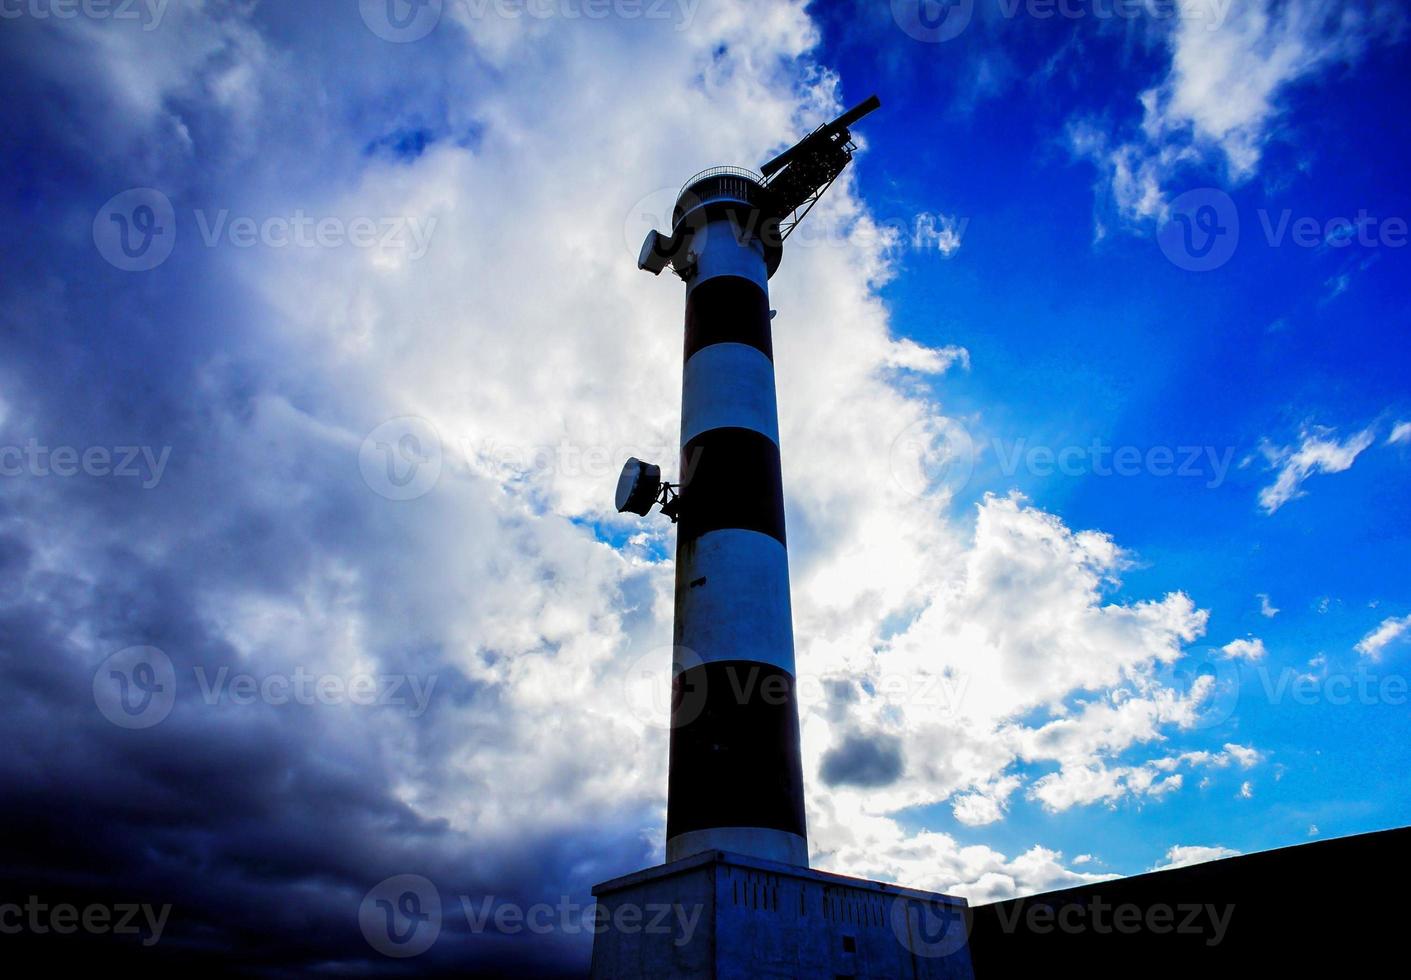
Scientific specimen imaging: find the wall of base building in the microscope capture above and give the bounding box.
[590,851,976,980]
[966,826,1408,977]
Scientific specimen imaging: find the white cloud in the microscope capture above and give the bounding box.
[1029,764,1185,813]
[1152,844,1241,871]
[1220,637,1268,661]
[911,212,966,256]
[1257,424,1376,513]
[883,339,970,373]
[1389,421,1411,445]
[0,0,1287,932]
[1237,780,1254,799]
[952,793,1005,827]
[1258,593,1280,617]
[1223,743,1263,768]
[1073,0,1404,221]
[1355,614,1411,660]
[1027,742,1261,814]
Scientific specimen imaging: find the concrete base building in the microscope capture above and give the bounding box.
[590,850,976,980]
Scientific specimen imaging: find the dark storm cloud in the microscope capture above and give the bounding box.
[819,732,905,788]
[0,9,659,976]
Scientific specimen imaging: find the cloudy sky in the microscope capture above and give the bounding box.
[2,0,1408,974]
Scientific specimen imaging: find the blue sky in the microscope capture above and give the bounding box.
[814,1,1411,875]
[1,0,1408,974]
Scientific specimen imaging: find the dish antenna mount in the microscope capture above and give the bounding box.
[638,95,881,276]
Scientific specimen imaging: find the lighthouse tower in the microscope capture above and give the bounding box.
[596,97,976,980]
[661,165,805,867]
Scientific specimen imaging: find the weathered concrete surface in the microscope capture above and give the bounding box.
[590,850,976,979]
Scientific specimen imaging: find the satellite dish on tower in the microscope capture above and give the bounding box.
[615,457,681,522]
[616,458,661,516]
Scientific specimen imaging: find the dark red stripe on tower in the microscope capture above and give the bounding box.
[684,275,773,362]
[667,660,807,840]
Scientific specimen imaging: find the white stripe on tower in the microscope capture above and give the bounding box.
[668,205,807,868]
